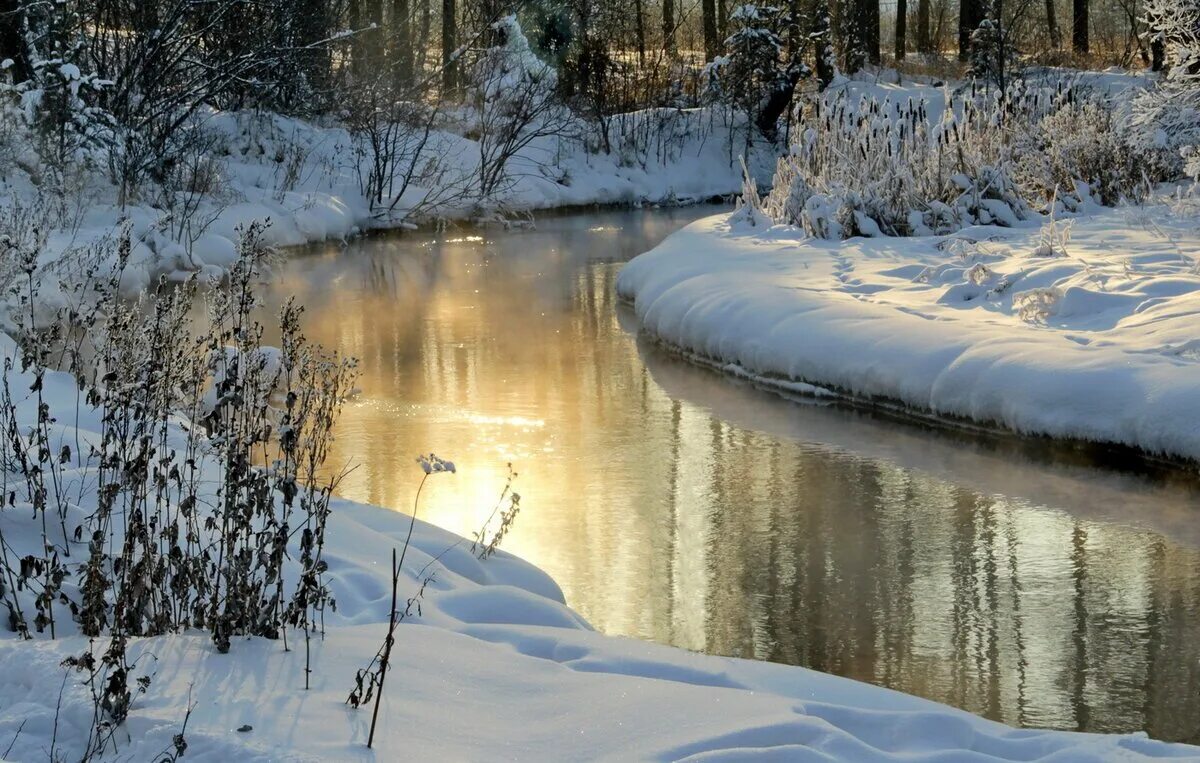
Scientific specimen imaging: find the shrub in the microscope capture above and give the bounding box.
[763,81,1173,239]
[1132,0,1200,178]
[0,222,358,652]
[764,88,1031,237]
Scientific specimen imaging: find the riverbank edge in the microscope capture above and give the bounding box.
[616,213,1200,469]
[625,314,1200,474]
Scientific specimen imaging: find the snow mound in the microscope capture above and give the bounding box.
[617,200,1200,462]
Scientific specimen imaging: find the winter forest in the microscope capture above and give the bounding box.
[0,0,1199,760]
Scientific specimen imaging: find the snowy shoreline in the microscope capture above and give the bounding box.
[3,333,1199,759]
[627,320,1200,470]
[29,107,758,293]
[616,205,1200,465]
[6,502,1200,761]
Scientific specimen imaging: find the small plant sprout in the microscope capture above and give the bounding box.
[471,463,522,560]
[347,457,456,750]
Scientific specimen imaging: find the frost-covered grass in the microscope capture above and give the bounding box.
[618,189,1200,462]
[762,70,1169,240]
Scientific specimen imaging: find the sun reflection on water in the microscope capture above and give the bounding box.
[248,206,1200,744]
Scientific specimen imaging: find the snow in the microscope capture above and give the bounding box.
[11,104,760,295]
[616,195,1200,463]
[2,331,1198,760]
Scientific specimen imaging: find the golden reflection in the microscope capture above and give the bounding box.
[250,206,1200,743]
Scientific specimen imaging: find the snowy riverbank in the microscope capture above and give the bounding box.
[22,106,759,294]
[2,336,1199,760]
[616,196,1200,463]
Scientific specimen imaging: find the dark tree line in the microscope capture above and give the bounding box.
[0,0,1163,174]
[0,0,1120,103]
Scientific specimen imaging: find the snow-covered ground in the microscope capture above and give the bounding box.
[19,105,758,293]
[617,193,1200,463]
[1,339,1198,761]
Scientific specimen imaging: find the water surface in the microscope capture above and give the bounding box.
[257,206,1200,742]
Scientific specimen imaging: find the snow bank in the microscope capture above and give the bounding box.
[13,105,757,294]
[617,198,1200,462]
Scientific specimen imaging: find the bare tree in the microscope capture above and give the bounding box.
[1073,0,1088,53]
[916,0,932,52]
[392,0,413,86]
[703,0,720,58]
[1045,0,1061,48]
[960,0,985,59]
[863,0,881,64]
[442,0,458,93]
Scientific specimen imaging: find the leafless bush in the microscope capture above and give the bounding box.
[763,81,1171,239]
[349,90,475,223]
[469,17,576,203]
[0,221,357,653]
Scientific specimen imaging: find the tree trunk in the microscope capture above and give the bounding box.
[841,0,864,72]
[350,0,365,78]
[718,0,728,40]
[366,0,384,67]
[702,0,720,59]
[787,0,802,53]
[0,0,28,83]
[441,0,457,94]
[916,0,931,53]
[1044,0,1060,48]
[663,0,676,54]
[958,0,983,61]
[1151,28,1165,71]
[860,0,880,65]
[297,0,332,95]
[895,0,907,60]
[634,0,646,66]
[757,73,802,140]
[1072,0,1087,54]
[813,0,835,89]
[418,0,432,71]
[392,0,412,87]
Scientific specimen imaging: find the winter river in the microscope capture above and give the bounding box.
[258,205,1200,742]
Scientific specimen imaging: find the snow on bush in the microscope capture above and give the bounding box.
[468,15,571,201]
[1017,100,1152,208]
[765,82,1175,240]
[730,156,770,227]
[764,88,1031,238]
[1132,0,1200,178]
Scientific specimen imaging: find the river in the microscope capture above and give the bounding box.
[256,204,1200,742]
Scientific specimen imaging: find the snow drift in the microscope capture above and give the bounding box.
[617,201,1200,462]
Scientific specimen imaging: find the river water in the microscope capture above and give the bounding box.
[257,205,1200,742]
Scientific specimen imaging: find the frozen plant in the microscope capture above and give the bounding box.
[1013,287,1063,323]
[347,455,455,749]
[1032,205,1073,257]
[730,156,770,227]
[471,463,522,560]
[1131,0,1200,179]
